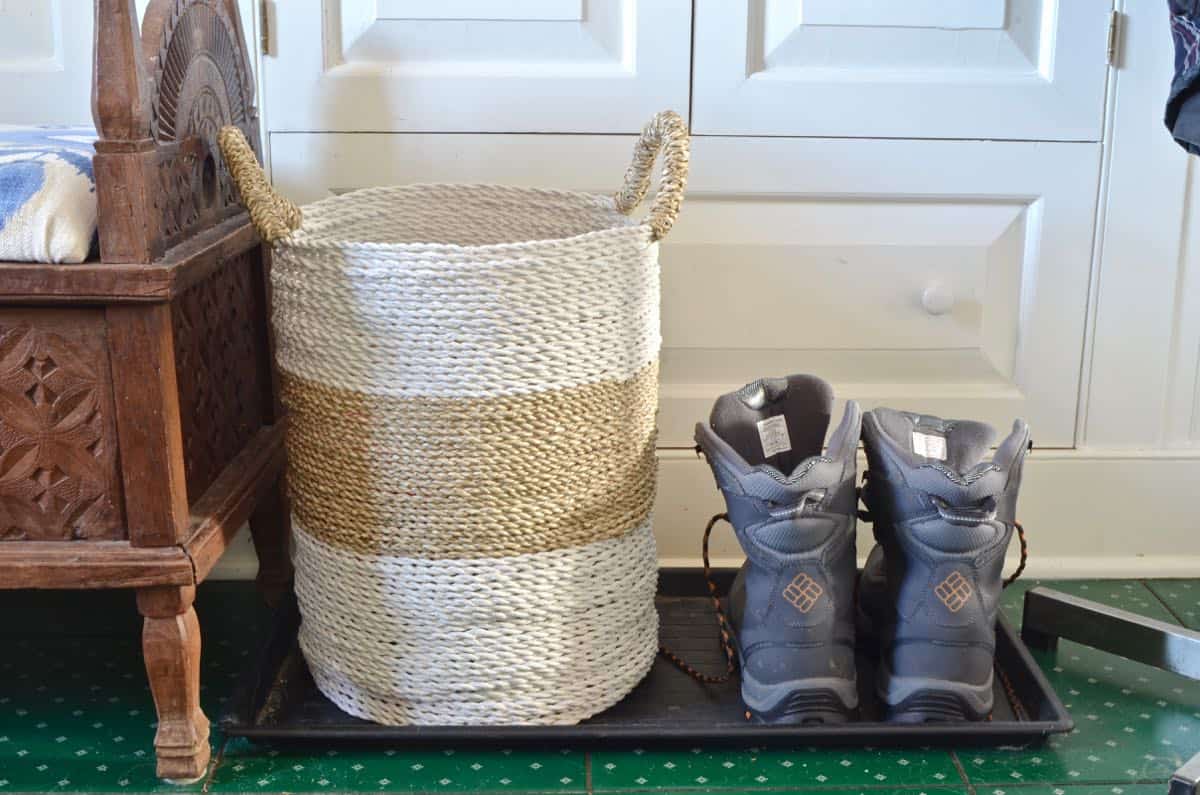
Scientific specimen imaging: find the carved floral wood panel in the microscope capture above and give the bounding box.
[172,252,268,501]
[0,311,124,541]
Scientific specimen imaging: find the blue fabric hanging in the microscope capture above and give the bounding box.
[0,126,97,263]
[1167,1,1200,152]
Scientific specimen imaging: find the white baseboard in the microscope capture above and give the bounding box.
[209,529,260,581]
[209,449,1200,581]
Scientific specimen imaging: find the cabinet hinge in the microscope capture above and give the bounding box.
[260,0,272,56]
[1106,10,1122,67]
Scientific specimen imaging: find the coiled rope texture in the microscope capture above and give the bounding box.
[219,112,690,725]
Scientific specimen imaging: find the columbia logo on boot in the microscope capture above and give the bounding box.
[934,571,973,612]
[782,573,823,613]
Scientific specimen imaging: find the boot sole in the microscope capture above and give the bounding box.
[877,665,993,723]
[740,671,859,725]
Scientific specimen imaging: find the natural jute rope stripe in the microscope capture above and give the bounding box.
[282,362,658,558]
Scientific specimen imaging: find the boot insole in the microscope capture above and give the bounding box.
[708,374,833,476]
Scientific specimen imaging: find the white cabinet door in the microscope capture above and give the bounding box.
[271,132,1099,448]
[0,0,92,125]
[0,0,260,127]
[692,0,1112,140]
[263,0,692,133]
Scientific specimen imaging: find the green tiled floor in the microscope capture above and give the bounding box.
[1146,580,1200,629]
[209,744,587,793]
[0,580,1196,793]
[589,747,960,790]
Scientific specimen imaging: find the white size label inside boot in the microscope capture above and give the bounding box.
[912,431,947,460]
[757,415,792,458]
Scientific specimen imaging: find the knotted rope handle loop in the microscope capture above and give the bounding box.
[218,125,302,244]
[613,110,690,242]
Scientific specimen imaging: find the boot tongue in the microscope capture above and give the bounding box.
[709,374,833,475]
[873,408,996,475]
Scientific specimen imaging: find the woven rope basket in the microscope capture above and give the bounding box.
[219,111,689,725]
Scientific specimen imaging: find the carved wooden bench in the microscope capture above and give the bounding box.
[0,0,289,782]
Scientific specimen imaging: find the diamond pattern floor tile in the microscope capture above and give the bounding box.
[1,580,1197,793]
[1144,579,1200,629]
[0,584,273,793]
[590,747,962,791]
[0,636,206,792]
[999,579,1181,626]
[962,578,1200,787]
[208,740,587,793]
[672,790,969,795]
[974,786,1169,795]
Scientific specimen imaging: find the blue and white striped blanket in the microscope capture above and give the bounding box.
[0,126,97,263]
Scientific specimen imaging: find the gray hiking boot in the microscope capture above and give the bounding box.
[695,375,861,724]
[858,408,1031,722]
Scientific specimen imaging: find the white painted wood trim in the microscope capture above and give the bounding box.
[1083,0,1200,448]
[1071,2,1121,452]
[1166,157,1200,447]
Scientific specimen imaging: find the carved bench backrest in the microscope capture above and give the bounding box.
[92,0,261,264]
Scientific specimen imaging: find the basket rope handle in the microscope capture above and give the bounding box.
[218,125,302,244]
[614,110,690,241]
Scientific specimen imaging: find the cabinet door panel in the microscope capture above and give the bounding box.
[0,0,91,124]
[271,133,1098,448]
[264,0,691,133]
[692,0,1111,140]
[0,0,259,126]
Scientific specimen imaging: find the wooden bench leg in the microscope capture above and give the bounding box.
[136,585,210,783]
[249,476,293,607]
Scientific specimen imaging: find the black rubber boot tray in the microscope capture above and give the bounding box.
[221,569,1072,747]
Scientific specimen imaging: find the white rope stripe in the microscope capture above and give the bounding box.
[300,604,658,697]
[269,188,659,398]
[291,184,637,249]
[293,519,658,624]
[307,641,658,726]
[294,521,660,725]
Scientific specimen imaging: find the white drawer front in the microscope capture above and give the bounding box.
[271,133,1099,447]
[692,0,1111,140]
[263,0,691,133]
[662,137,1099,447]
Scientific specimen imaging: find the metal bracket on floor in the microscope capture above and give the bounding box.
[1172,751,1200,795]
[1020,587,1200,795]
